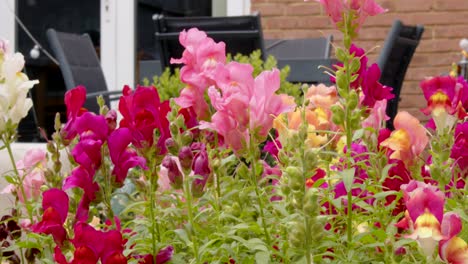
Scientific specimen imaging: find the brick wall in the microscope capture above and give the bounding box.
[252,0,468,122]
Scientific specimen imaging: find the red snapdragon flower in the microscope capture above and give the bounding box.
[62,86,88,140]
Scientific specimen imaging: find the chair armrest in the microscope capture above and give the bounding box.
[86,90,122,101]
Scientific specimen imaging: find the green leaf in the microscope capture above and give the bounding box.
[339,168,355,193]
[255,251,270,263]
[174,228,190,245]
[373,191,398,200]
[335,47,347,62]
[246,238,268,252]
[352,129,364,141]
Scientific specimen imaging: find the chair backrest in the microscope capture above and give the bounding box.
[46,28,108,113]
[153,13,265,71]
[264,36,334,84]
[265,35,333,60]
[377,20,424,129]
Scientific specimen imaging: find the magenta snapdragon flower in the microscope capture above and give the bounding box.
[119,85,171,152]
[420,76,468,129]
[108,128,148,185]
[450,122,468,185]
[32,188,69,246]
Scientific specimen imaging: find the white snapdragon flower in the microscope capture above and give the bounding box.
[0,38,38,133]
[460,38,468,52]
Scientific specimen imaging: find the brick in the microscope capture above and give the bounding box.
[406,66,449,81]
[382,0,433,12]
[433,25,468,39]
[418,39,459,53]
[252,3,285,17]
[356,27,391,41]
[399,93,426,109]
[434,0,468,11]
[411,52,460,67]
[285,3,321,16]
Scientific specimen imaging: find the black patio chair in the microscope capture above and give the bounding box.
[46,28,121,114]
[377,20,424,130]
[153,12,265,72]
[265,35,334,84]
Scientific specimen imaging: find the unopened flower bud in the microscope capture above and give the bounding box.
[181,131,193,145]
[288,221,305,248]
[285,166,302,191]
[105,110,117,132]
[348,90,359,109]
[164,138,178,153]
[162,155,183,189]
[191,149,211,197]
[303,189,319,216]
[178,146,193,170]
[331,105,344,125]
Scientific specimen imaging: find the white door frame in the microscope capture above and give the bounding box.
[100,0,136,93]
[226,0,251,16]
[0,0,16,49]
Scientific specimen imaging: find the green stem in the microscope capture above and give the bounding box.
[214,132,222,211]
[249,145,272,248]
[300,107,312,263]
[183,172,200,263]
[4,137,33,222]
[149,177,158,263]
[343,11,356,249]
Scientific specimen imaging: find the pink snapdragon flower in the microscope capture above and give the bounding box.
[313,0,386,33]
[380,111,428,165]
[399,181,468,261]
[201,65,294,151]
[362,99,389,131]
[400,181,445,256]
[439,212,468,264]
[2,148,47,202]
[172,28,226,119]
[250,69,296,138]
